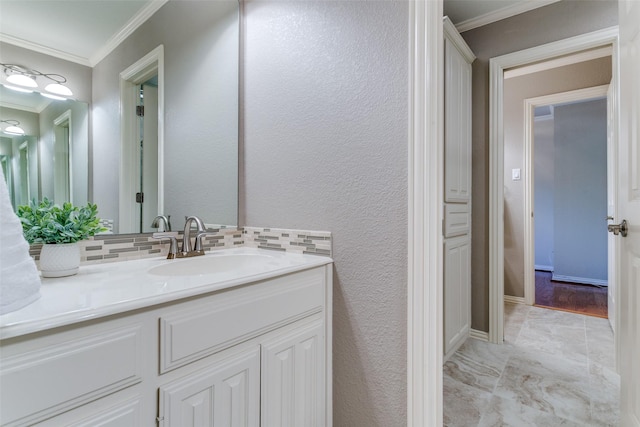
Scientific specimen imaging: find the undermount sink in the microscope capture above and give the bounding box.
[148,253,276,277]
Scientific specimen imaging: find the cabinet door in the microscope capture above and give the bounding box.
[159,347,260,427]
[261,320,325,427]
[444,36,472,203]
[444,236,471,359]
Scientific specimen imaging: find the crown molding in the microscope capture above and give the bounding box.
[443,16,476,63]
[0,1,168,68]
[89,0,168,67]
[456,0,562,33]
[0,100,39,114]
[0,98,54,114]
[0,33,91,67]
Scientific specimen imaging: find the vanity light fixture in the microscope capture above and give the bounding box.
[1,120,26,136]
[2,84,33,93]
[1,63,73,99]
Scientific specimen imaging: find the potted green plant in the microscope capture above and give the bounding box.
[17,198,106,277]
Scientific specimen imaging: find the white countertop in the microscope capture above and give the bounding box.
[0,248,332,340]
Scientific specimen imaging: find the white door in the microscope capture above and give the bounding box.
[617,1,640,424]
[261,320,325,427]
[159,347,260,427]
[444,235,471,357]
[607,82,617,333]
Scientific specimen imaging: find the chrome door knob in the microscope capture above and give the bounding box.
[607,219,628,237]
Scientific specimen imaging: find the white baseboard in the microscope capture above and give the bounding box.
[469,328,489,342]
[535,264,554,272]
[504,295,526,305]
[444,329,469,362]
[551,274,608,287]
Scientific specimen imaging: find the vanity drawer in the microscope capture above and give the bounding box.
[160,267,326,373]
[0,325,143,427]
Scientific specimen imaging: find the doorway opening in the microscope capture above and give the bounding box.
[119,45,164,234]
[526,88,610,319]
[487,27,618,346]
[53,110,72,205]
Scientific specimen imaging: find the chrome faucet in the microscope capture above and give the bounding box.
[154,215,216,259]
[182,215,206,255]
[151,215,171,232]
[151,215,177,259]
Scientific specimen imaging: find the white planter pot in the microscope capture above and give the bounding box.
[39,242,80,278]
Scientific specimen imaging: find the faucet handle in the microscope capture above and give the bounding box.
[152,232,179,259]
[194,230,218,252]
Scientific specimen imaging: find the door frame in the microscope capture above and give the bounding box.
[523,84,611,306]
[488,27,619,344]
[119,45,164,233]
[18,141,30,204]
[407,0,444,426]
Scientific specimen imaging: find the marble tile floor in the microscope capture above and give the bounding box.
[444,302,619,426]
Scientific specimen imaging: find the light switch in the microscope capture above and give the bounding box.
[512,168,521,181]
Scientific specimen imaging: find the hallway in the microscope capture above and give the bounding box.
[444,302,619,426]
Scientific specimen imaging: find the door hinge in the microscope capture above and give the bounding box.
[136,105,144,117]
[136,192,144,203]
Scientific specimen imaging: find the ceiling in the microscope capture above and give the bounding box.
[0,0,164,66]
[444,0,562,32]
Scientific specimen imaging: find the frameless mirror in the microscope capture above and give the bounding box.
[0,0,239,234]
[0,86,89,210]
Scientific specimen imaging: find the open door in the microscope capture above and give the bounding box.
[606,82,617,334]
[617,1,640,424]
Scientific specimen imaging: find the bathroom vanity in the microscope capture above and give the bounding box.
[0,248,333,427]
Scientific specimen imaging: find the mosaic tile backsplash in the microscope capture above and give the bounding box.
[243,227,332,256]
[28,226,332,266]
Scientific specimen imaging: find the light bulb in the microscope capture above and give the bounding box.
[6,73,37,88]
[3,125,25,135]
[44,83,73,97]
[3,83,33,93]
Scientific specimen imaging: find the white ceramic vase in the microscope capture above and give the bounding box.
[39,242,80,278]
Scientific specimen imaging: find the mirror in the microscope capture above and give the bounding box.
[0,0,239,234]
[0,86,89,209]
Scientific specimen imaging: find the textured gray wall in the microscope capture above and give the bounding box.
[92,1,238,231]
[553,99,608,282]
[461,0,618,330]
[502,56,611,298]
[242,1,408,425]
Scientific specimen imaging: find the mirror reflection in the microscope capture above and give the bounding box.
[0,85,88,210]
[0,0,239,235]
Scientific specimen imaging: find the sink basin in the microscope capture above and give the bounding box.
[148,253,276,277]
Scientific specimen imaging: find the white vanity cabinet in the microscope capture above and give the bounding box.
[0,259,332,427]
[159,317,326,427]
